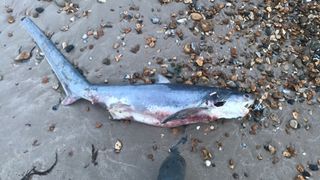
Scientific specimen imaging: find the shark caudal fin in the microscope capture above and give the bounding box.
[21,17,90,105]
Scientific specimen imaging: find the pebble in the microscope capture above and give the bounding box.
[190,12,203,21]
[230,47,238,58]
[309,164,319,171]
[150,17,160,24]
[52,83,60,90]
[195,56,204,66]
[102,57,111,65]
[204,160,211,167]
[81,34,88,40]
[183,0,193,4]
[114,139,123,153]
[97,0,107,3]
[301,170,311,179]
[35,7,44,14]
[65,44,74,53]
[54,0,67,7]
[7,15,15,24]
[289,119,299,129]
[32,12,39,18]
[200,20,213,32]
[113,42,120,49]
[264,144,276,154]
[130,44,140,54]
[0,75,3,81]
[146,36,156,48]
[177,18,187,24]
[232,173,239,179]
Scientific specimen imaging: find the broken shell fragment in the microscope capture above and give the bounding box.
[183,43,192,54]
[296,164,305,173]
[114,139,123,153]
[292,111,299,120]
[195,56,204,66]
[146,36,156,48]
[282,146,296,158]
[229,159,235,170]
[264,144,276,155]
[15,51,31,61]
[201,147,212,160]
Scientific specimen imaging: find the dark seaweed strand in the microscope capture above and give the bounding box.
[91,144,99,166]
[21,152,58,180]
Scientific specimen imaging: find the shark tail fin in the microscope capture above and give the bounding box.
[21,17,89,105]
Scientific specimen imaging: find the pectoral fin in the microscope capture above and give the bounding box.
[161,107,208,124]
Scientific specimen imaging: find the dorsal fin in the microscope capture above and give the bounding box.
[157,74,170,84]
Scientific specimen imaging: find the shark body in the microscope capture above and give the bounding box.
[21,17,254,127]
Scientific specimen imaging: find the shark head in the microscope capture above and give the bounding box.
[201,90,255,119]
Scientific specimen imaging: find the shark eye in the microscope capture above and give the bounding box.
[214,101,226,107]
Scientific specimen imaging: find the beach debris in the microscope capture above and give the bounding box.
[308,164,319,171]
[229,159,235,170]
[146,36,156,48]
[264,144,276,155]
[15,51,31,61]
[95,122,103,128]
[147,154,154,161]
[200,147,212,160]
[48,124,55,132]
[97,0,107,3]
[230,47,238,58]
[7,15,15,24]
[204,160,211,167]
[21,152,58,180]
[195,56,204,67]
[232,173,239,179]
[63,3,79,14]
[292,111,299,120]
[91,144,98,166]
[190,12,202,21]
[282,146,296,158]
[65,44,74,53]
[54,0,67,7]
[35,7,44,14]
[102,57,111,65]
[41,76,49,84]
[191,138,201,152]
[151,17,160,24]
[289,119,299,129]
[130,44,140,54]
[114,54,122,62]
[114,139,123,153]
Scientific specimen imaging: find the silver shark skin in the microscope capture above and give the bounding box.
[21,17,255,128]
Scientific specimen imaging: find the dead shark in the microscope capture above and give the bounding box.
[21,17,254,127]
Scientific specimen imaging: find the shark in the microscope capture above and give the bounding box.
[21,17,254,128]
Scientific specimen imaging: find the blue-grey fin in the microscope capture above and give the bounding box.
[21,17,89,105]
[161,107,208,124]
[157,74,170,84]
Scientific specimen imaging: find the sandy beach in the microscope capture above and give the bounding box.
[0,0,319,179]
